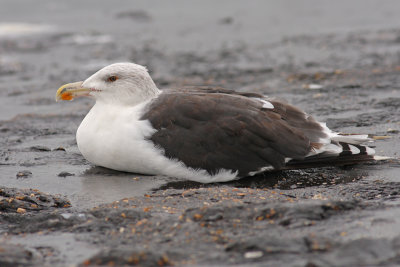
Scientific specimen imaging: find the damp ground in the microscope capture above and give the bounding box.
[1,1,400,266]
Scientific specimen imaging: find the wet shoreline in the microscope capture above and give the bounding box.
[1,1,400,266]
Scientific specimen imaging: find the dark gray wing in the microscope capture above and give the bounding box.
[141,87,327,177]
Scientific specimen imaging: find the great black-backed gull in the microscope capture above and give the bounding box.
[56,62,377,183]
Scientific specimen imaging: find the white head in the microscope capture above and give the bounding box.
[56,62,160,105]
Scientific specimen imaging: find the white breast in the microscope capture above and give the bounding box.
[77,101,156,173]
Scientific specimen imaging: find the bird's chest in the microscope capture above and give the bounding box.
[76,103,157,171]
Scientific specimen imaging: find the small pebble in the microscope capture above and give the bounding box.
[387,128,399,133]
[303,83,323,90]
[60,213,73,219]
[30,145,51,152]
[16,170,32,178]
[58,171,75,177]
[17,208,26,214]
[244,251,263,259]
[219,17,234,25]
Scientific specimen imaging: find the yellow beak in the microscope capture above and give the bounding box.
[55,81,90,101]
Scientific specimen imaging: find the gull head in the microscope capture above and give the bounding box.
[56,62,160,105]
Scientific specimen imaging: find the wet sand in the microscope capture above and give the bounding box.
[1,1,400,266]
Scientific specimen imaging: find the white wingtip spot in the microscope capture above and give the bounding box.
[262,101,274,109]
[365,146,375,155]
[261,99,274,109]
[348,145,360,155]
[253,97,274,109]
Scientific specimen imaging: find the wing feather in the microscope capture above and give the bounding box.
[141,87,324,177]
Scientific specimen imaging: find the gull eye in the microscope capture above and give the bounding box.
[107,75,118,82]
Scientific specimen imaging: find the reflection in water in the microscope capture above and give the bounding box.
[70,167,168,208]
[233,167,367,190]
[155,166,369,191]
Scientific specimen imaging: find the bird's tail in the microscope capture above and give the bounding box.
[284,134,389,170]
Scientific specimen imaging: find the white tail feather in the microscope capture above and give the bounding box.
[373,156,392,160]
[331,134,372,145]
